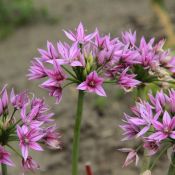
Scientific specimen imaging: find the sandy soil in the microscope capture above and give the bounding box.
[0,0,175,174]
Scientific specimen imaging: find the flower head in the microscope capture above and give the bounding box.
[0,85,61,171]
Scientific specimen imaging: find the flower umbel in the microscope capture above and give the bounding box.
[0,85,61,173]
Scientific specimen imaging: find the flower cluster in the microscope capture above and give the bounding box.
[28,23,175,103]
[120,89,175,167]
[0,85,61,173]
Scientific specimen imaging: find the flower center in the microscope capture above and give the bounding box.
[88,81,95,87]
[164,127,171,134]
[24,138,29,144]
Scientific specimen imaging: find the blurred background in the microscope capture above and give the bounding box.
[0,0,175,174]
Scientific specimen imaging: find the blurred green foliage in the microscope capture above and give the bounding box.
[0,0,53,39]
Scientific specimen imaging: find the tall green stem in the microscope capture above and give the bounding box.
[168,153,175,175]
[72,90,85,175]
[1,164,7,175]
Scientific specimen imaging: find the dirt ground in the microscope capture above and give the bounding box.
[0,0,175,174]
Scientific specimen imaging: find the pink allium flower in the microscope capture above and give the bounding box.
[129,101,161,137]
[122,30,136,46]
[77,71,106,96]
[0,146,14,166]
[143,139,160,156]
[149,111,175,141]
[10,89,29,109]
[22,156,39,171]
[17,125,43,160]
[41,84,62,104]
[28,58,47,80]
[28,22,175,104]
[44,59,66,85]
[38,41,58,61]
[119,148,139,167]
[0,85,61,173]
[57,42,85,67]
[119,114,140,141]
[63,22,97,44]
[120,90,175,168]
[118,68,141,91]
[43,125,61,149]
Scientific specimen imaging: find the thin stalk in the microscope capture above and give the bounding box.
[1,164,7,175]
[7,144,22,158]
[168,153,175,175]
[62,65,77,79]
[149,144,171,170]
[72,90,85,175]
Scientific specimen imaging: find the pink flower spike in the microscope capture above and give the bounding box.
[0,146,14,166]
[77,71,106,96]
[17,125,43,160]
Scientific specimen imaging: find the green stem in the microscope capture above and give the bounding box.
[168,153,175,175]
[1,164,7,175]
[141,150,151,173]
[149,144,171,170]
[72,90,85,175]
[62,65,77,80]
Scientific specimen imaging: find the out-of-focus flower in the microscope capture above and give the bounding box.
[0,85,61,172]
[0,146,14,166]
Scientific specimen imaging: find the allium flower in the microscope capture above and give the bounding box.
[119,148,139,167]
[77,71,106,96]
[0,85,61,172]
[149,111,175,141]
[143,139,160,156]
[10,89,29,109]
[120,90,175,168]
[63,22,97,44]
[22,156,39,171]
[38,41,58,62]
[0,146,14,166]
[28,58,47,80]
[42,125,61,149]
[118,68,141,91]
[28,23,175,104]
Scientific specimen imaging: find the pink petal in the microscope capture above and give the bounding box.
[63,30,76,41]
[95,86,106,96]
[163,111,171,126]
[77,82,87,91]
[30,142,43,151]
[137,125,150,137]
[21,146,28,161]
[152,121,163,131]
